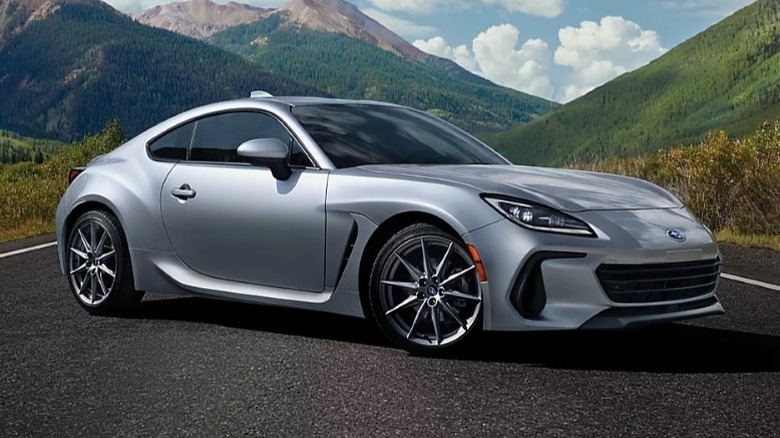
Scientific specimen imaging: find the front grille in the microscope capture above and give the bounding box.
[596,258,721,303]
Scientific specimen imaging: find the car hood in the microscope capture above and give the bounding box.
[360,164,681,212]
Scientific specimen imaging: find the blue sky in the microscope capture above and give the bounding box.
[107,0,756,102]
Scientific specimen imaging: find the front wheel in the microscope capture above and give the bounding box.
[369,224,483,355]
[66,210,144,315]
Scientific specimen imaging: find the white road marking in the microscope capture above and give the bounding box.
[1,240,779,292]
[721,273,780,292]
[0,241,57,260]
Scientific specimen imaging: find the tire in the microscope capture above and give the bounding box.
[368,223,483,355]
[66,210,144,315]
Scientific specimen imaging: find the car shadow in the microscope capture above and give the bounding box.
[133,296,387,347]
[133,296,780,374]
[468,325,780,373]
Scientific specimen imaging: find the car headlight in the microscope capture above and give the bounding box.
[483,196,595,236]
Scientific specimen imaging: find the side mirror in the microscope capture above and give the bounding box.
[236,138,292,181]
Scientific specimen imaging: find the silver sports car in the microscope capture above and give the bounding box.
[56,93,724,354]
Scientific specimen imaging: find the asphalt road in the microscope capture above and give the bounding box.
[1,238,779,437]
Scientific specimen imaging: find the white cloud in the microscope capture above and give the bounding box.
[553,16,666,102]
[104,0,287,14]
[482,0,565,18]
[413,37,478,71]
[367,0,564,18]
[472,26,554,98]
[365,0,442,15]
[660,0,753,17]
[414,24,554,99]
[362,9,438,38]
[102,0,162,13]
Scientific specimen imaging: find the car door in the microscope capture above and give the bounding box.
[159,110,328,292]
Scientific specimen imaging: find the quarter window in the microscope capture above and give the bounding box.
[148,121,194,160]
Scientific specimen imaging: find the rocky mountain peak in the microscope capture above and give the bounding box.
[132,0,429,61]
[131,0,272,39]
[274,0,428,60]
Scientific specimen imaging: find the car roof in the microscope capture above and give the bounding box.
[166,96,402,126]
[249,96,400,108]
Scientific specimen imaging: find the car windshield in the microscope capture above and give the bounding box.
[292,104,508,168]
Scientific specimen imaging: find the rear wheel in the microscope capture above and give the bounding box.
[369,224,482,355]
[66,210,143,315]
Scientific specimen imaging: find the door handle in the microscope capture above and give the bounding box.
[171,184,197,200]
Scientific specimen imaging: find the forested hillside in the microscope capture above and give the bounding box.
[484,0,780,165]
[0,2,322,140]
[210,16,558,134]
[0,130,62,164]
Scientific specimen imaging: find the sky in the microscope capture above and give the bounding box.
[106,0,757,103]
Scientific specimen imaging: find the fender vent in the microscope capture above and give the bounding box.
[334,222,359,289]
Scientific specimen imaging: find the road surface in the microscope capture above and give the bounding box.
[1,237,779,437]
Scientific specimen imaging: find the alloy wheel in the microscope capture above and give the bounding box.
[378,235,482,347]
[68,220,117,307]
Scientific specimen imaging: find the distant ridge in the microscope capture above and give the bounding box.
[0,0,119,43]
[210,13,559,134]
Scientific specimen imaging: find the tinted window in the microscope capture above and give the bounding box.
[292,104,507,168]
[290,141,312,167]
[189,112,311,166]
[149,122,194,160]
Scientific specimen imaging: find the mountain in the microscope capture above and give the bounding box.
[131,0,272,39]
[0,0,117,43]
[484,0,780,166]
[134,0,430,60]
[207,0,558,133]
[274,0,427,61]
[0,0,321,139]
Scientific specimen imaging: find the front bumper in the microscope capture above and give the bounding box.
[466,208,723,332]
[55,195,68,275]
[580,297,723,329]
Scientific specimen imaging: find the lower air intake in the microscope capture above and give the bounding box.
[597,258,721,304]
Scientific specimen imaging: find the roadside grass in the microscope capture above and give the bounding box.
[574,121,780,250]
[0,122,124,243]
[716,229,780,252]
[0,219,52,243]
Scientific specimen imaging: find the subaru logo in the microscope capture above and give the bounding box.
[667,229,687,242]
[427,285,438,296]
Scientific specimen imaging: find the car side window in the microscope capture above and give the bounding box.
[188,111,313,167]
[148,121,194,160]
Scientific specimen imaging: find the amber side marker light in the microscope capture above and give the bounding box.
[68,167,85,185]
[467,244,488,282]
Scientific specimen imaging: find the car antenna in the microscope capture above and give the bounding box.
[250,90,274,98]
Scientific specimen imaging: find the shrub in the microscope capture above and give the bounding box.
[0,121,124,241]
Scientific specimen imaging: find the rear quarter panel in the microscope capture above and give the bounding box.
[57,137,176,272]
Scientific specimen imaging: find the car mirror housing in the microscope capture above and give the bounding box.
[237,138,292,180]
